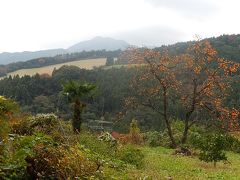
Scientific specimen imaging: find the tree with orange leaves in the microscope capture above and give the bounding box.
[124,40,240,147]
[178,40,240,144]
[124,48,180,148]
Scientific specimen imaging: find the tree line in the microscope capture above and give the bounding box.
[0,50,121,77]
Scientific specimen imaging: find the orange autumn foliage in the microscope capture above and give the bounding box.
[123,39,240,145]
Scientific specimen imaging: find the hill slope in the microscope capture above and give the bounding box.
[0,37,129,64]
[68,36,129,52]
[1,34,240,77]
[0,49,66,65]
[156,34,240,62]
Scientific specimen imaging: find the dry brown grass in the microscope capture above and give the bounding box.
[6,58,106,77]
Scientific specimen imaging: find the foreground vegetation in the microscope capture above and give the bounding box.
[1,110,240,179]
[1,39,240,179]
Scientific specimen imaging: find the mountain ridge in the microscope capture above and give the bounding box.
[68,36,129,52]
[1,34,240,77]
[0,37,130,64]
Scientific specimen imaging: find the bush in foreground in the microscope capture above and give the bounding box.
[117,144,144,169]
[199,133,228,167]
[143,131,162,147]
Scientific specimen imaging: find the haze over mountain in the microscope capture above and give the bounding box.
[0,49,66,65]
[0,37,130,64]
[68,37,129,52]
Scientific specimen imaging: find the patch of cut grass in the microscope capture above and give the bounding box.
[127,146,240,180]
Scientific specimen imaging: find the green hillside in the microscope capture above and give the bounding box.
[156,34,240,61]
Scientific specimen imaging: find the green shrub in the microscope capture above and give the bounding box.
[0,96,19,153]
[28,113,59,133]
[10,113,73,143]
[1,131,126,179]
[98,132,118,148]
[10,113,59,135]
[189,130,240,155]
[199,133,228,167]
[163,120,206,148]
[0,133,55,179]
[77,132,117,158]
[117,145,144,168]
[129,119,143,145]
[30,143,127,179]
[188,131,203,148]
[29,144,97,179]
[143,131,162,147]
[10,115,33,135]
[225,135,240,153]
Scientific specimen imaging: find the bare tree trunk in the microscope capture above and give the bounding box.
[181,119,189,144]
[165,118,177,148]
[73,100,82,133]
[163,87,177,148]
[181,79,197,144]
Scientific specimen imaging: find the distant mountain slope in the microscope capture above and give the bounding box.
[0,50,121,77]
[0,49,67,64]
[0,37,130,64]
[68,36,129,52]
[1,34,240,77]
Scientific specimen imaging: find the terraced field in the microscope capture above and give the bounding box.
[6,58,106,77]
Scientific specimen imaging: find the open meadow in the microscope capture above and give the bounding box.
[6,58,106,77]
[127,146,240,180]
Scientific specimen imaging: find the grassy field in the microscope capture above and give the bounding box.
[6,58,106,77]
[127,147,240,179]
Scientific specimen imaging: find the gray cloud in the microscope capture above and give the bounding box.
[145,0,218,19]
[114,26,189,47]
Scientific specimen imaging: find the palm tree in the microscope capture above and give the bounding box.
[62,80,95,133]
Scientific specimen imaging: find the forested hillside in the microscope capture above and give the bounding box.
[116,34,240,65]
[0,66,138,132]
[1,63,240,133]
[156,34,240,61]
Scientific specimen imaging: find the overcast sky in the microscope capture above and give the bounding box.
[0,0,239,52]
